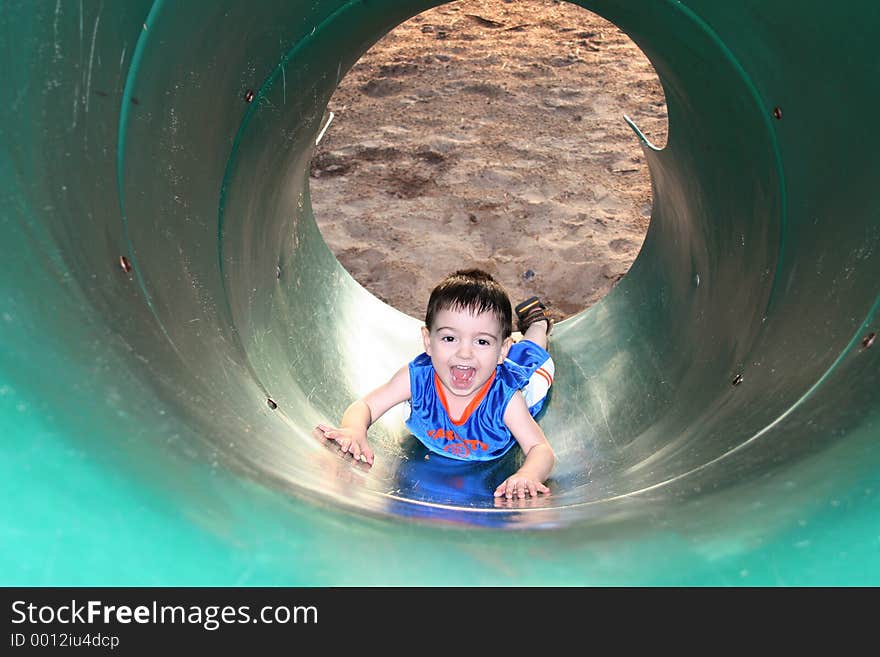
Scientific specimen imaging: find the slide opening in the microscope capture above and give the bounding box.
[310,0,668,321]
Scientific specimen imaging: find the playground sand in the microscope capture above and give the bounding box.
[311,0,667,320]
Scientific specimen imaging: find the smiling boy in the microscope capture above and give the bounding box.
[317,269,556,498]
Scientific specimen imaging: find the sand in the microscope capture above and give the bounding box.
[310,0,668,321]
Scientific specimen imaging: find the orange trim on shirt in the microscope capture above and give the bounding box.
[434,370,496,426]
[536,367,553,386]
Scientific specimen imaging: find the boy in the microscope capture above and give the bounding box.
[317,269,555,499]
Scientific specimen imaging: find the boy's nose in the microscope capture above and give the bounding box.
[456,342,473,358]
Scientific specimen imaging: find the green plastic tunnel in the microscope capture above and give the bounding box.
[2,0,879,585]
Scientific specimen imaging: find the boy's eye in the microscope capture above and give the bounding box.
[441,335,455,342]
[476,339,491,346]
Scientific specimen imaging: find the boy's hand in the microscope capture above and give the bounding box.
[316,424,374,465]
[494,472,550,499]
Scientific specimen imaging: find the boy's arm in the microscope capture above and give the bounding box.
[495,390,556,498]
[317,365,411,465]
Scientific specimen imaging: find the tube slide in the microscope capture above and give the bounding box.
[2,0,879,584]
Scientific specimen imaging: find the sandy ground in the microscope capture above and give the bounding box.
[311,0,667,321]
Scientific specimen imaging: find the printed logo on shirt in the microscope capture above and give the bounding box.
[426,428,488,458]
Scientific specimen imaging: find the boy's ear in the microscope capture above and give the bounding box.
[498,336,513,363]
[421,326,431,354]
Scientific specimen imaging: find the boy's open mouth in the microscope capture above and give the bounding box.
[450,365,475,389]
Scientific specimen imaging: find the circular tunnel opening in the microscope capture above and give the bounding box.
[309,0,668,322]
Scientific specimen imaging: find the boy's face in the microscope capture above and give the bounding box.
[422,305,512,400]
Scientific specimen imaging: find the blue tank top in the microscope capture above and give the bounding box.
[405,353,531,461]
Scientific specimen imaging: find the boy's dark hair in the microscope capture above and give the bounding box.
[425,269,512,339]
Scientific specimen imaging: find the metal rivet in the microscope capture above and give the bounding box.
[276,265,282,280]
[773,106,783,120]
[863,332,876,349]
[244,89,255,103]
[119,256,132,273]
[267,398,278,410]
[732,373,744,386]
